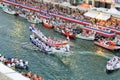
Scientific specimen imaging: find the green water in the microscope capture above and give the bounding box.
[0,9,120,80]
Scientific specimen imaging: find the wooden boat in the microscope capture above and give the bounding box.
[30,35,70,54]
[76,27,95,40]
[76,33,95,40]
[3,56,29,70]
[94,41,120,50]
[29,26,68,47]
[18,13,27,19]
[3,7,16,15]
[43,22,53,29]
[62,30,76,39]
[106,56,120,74]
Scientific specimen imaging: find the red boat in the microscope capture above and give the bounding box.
[94,41,120,50]
[94,29,120,50]
[43,22,53,29]
[62,30,76,39]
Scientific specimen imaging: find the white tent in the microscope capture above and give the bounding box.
[107,8,120,16]
[84,10,111,21]
[84,10,99,18]
[96,13,111,21]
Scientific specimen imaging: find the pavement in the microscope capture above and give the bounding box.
[0,62,30,80]
[0,72,12,80]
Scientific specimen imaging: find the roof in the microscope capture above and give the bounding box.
[84,10,111,21]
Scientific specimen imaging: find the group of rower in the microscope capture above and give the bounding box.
[30,34,53,52]
[30,24,68,46]
[0,54,28,69]
[30,27,70,52]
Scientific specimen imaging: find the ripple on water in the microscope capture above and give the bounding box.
[0,9,120,80]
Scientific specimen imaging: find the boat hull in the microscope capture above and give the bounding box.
[106,69,119,74]
[94,41,120,50]
[30,36,70,54]
[3,7,16,15]
[76,34,94,40]
[62,31,76,39]
[43,22,53,29]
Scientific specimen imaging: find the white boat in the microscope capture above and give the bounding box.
[30,35,70,54]
[106,56,120,74]
[3,7,16,15]
[19,13,27,19]
[76,33,95,40]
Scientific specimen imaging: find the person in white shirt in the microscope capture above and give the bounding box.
[19,60,24,67]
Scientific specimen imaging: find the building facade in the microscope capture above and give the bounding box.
[69,0,120,9]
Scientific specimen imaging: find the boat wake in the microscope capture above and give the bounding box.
[22,42,39,51]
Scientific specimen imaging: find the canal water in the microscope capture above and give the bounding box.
[0,9,120,80]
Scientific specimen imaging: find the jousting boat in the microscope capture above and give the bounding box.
[29,26,68,48]
[106,56,120,74]
[30,34,70,54]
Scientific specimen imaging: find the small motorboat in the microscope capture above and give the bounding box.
[62,30,76,39]
[106,56,120,74]
[3,6,16,15]
[18,13,27,19]
[43,22,53,29]
[76,33,95,40]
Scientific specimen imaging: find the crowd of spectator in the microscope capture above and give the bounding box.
[3,0,120,30]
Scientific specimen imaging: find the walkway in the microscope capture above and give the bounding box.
[0,62,30,80]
